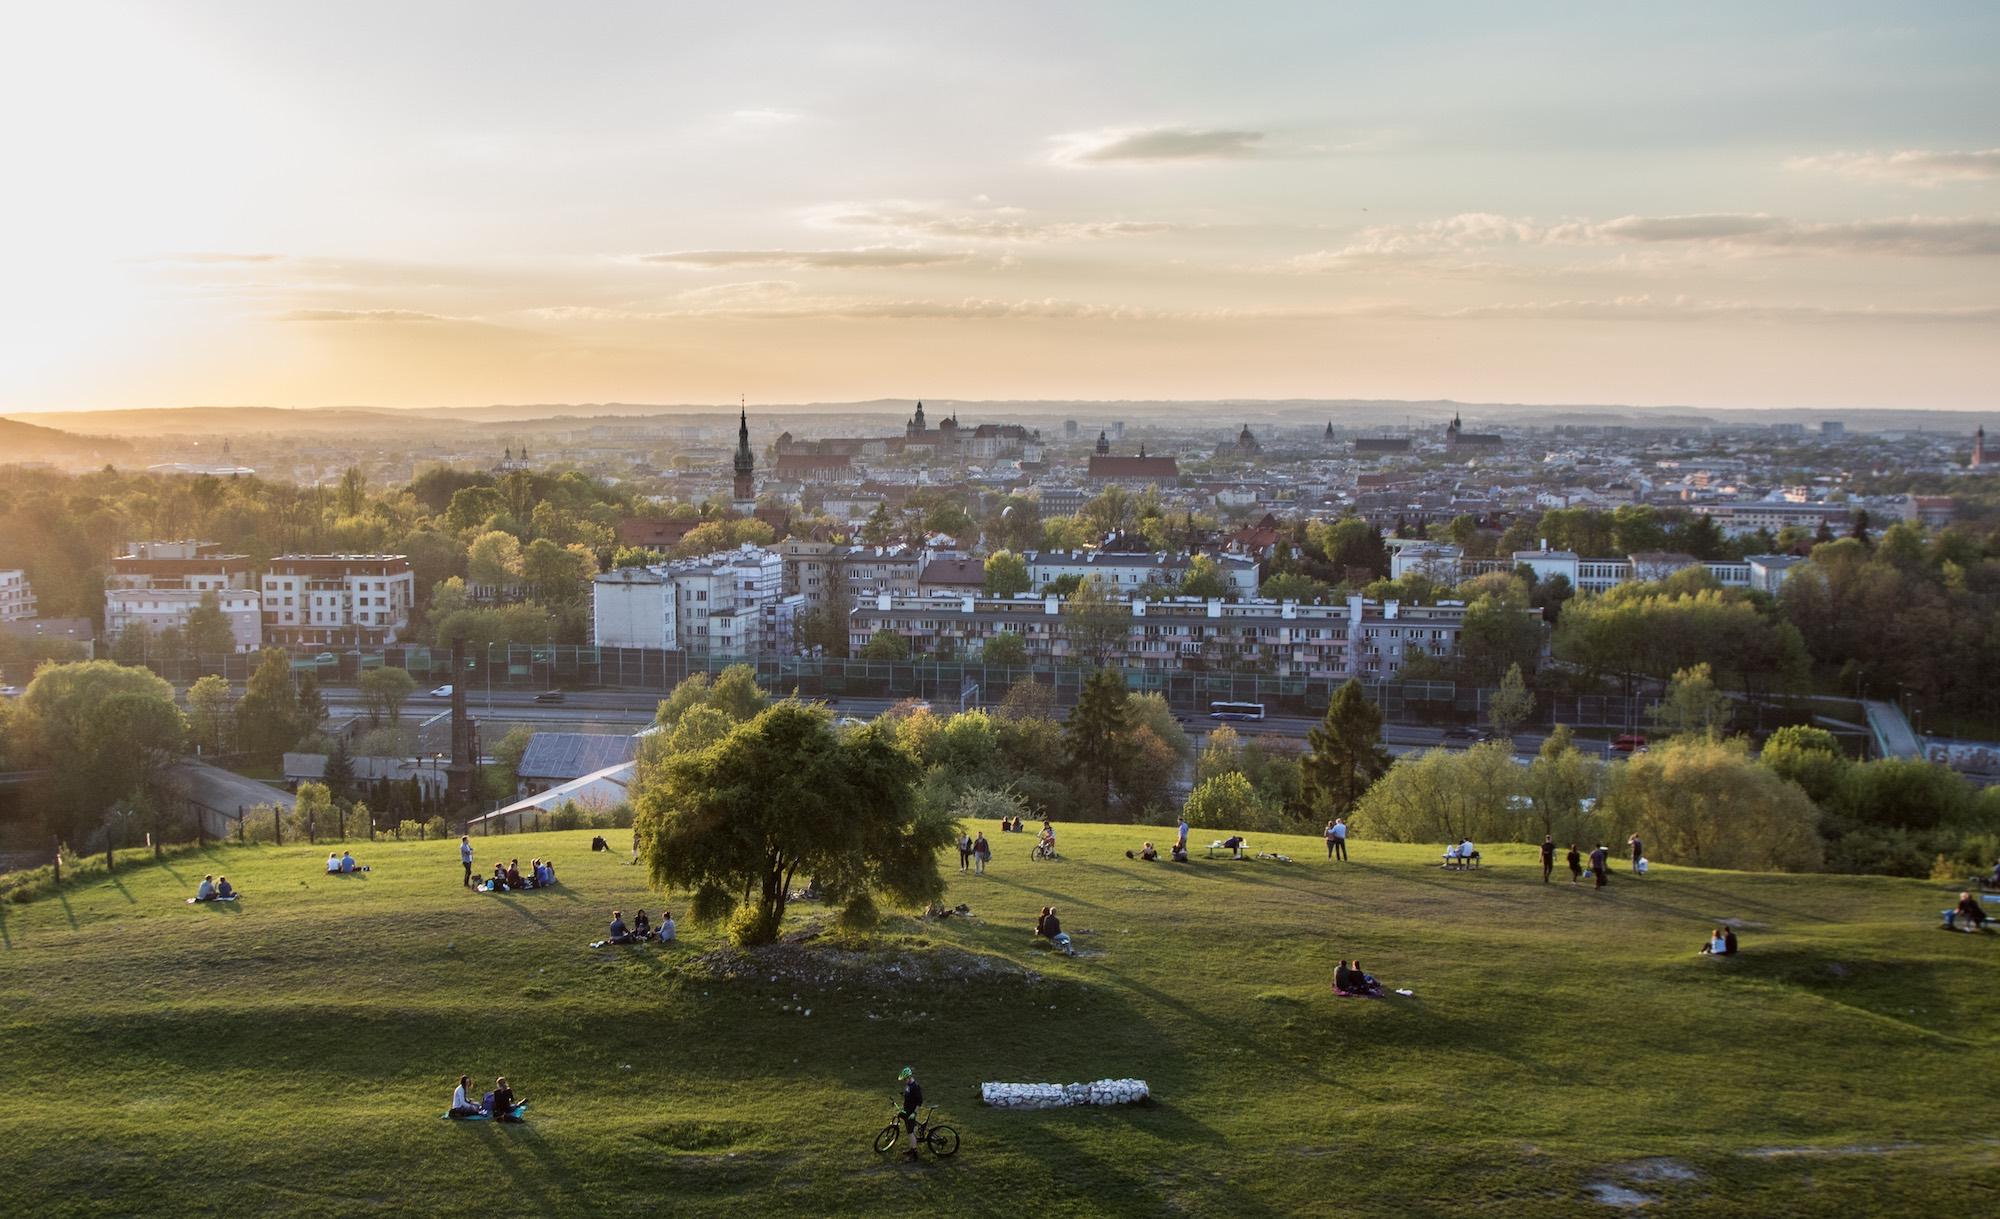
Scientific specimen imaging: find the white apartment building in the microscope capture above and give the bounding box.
[848,592,1521,679]
[1023,550,1261,598]
[779,541,932,614]
[593,545,799,656]
[1388,540,1754,594]
[104,542,261,651]
[0,569,35,623]
[1689,501,1837,538]
[260,555,415,647]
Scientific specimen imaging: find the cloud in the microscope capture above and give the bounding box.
[1409,296,2000,324]
[1049,125,1264,166]
[1292,211,2000,263]
[634,247,971,269]
[273,308,456,323]
[1785,149,2000,187]
[136,252,285,264]
[810,201,1184,243]
[731,107,803,125]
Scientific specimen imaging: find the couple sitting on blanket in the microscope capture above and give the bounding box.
[486,858,554,892]
[193,875,237,901]
[1698,926,1740,955]
[448,1074,525,1121]
[608,908,676,945]
[324,851,366,874]
[1333,959,1384,997]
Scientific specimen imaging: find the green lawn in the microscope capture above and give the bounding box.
[2,824,1994,1217]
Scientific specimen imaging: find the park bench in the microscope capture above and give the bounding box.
[1441,850,1481,870]
[1208,840,1248,859]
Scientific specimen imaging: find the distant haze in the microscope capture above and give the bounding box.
[3,3,1996,411]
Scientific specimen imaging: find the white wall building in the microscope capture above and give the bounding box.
[260,555,415,647]
[1023,550,1260,597]
[104,543,262,651]
[594,545,795,657]
[0,570,36,623]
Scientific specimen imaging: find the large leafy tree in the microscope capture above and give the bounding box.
[635,702,950,945]
[983,550,1031,597]
[17,660,186,840]
[358,667,418,725]
[1301,679,1390,815]
[186,674,233,754]
[1604,736,1822,871]
[184,591,237,657]
[1065,667,1131,816]
[1061,576,1129,666]
[236,649,303,757]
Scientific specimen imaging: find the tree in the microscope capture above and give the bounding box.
[295,781,334,840]
[1457,591,1544,686]
[984,550,1031,597]
[490,725,534,795]
[1082,485,1131,537]
[1648,663,1733,739]
[186,674,233,754]
[467,530,524,587]
[323,736,357,802]
[1183,772,1281,833]
[1179,554,1228,599]
[1196,725,1242,785]
[1352,743,1520,843]
[111,621,154,665]
[1260,572,1331,603]
[16,661,186,840]
[1604,736,1822,871]
[337,466,368,516]
[795,605,850,658]
[358,667,419,726]
[237,649,303,758]
[635,703,951,945]
[295,672,327,737]
[1062,576,1128,665]
[1489,663,1535,740]
[654,665,769,731]
[981,631,1027,667]
[860,628,910,661]
[1523,725,1603,846]
[1758,725,1849,805]
[522,538,594,600]
[1066,668,1131,816]
[184,590,236,657]
[1300,679,1389,815]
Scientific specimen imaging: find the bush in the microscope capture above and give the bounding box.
[727,902,782,947]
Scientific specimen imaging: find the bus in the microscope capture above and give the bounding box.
[1207,701,1266,722]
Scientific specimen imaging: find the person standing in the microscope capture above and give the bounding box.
[1628,834,1644,872]
[1176,816,1190,855]
[957,832,973,874]
[897,1066,924,1159]
[1566,843,1583,885]
[1590,842,1610,889]
[460,835,474,888]
[1332,818,1349,862]
[972,831,990,875]
[1540,835,1556,884]
[1324,820,1338,861]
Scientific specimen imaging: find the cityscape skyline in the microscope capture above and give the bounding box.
[4,1,1997,412]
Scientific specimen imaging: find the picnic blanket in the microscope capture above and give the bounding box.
[185,896,240,904]
[443,1103,528,1122]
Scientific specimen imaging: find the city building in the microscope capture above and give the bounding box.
[1746,554,1807,594]
[593,545,798,657]
[104,542,262,651]
[0,569,35,623]
[1688,501,1838,538]
[1023,549,1259,597]
[1904,495,1956,529]
[731,408,756,507]
[847,592,1525,678]
[1971,426,1986,471]
[1387,539,1751,593]
[1820,420,1847,439]
[260,555,415,647]
[1086,446,1179,487]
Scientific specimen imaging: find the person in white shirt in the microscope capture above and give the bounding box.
[448,1074,482,1117]
[658,910,677,944]
[1331,817,1349,862]
[1442,841,1461,868]
[195,875,218,901]
[326,852,341,874]
[1459,838,1479,868]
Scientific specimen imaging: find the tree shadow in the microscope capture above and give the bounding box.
[106,871,137,905]
[56,891,78,930]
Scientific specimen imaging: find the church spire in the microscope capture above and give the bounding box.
[733,399,755,501]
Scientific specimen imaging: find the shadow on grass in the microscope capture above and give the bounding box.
[458,1121,588,1211]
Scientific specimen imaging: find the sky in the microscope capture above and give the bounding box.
[2,1,1997,413]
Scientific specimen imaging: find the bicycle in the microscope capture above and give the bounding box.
[1030,841,1061,862]
[873,1104,959,1157]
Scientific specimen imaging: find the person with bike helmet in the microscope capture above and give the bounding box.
[897,1066,924,1159]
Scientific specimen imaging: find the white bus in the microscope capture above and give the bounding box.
[1207,701,1266,722]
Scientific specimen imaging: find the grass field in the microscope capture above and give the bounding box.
[2,822,1995,1217]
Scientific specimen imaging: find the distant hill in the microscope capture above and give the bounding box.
[1,406,444,438]
[0,417,132,461]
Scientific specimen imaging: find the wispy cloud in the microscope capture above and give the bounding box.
[1049,125,1264,166]
[1785,148,2000,187]
[731,107,804,125]
[810,201,1184,243]
[135,252,286,265]
[633,247,971,269]
[274,308,457,323]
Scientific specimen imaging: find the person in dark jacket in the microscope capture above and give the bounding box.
[897,1066,924,1158]
[1566,844,1583,885]
[608,911,635,944]
[1590,844,1610,889]
[1333,960,1359,995]
[1950,891,1989,931]
[1628,835,1644,871]
[1034,906,1074,953]
[489,1076,523,1121]
[632,909,651,939]
[1540,836,1556,883]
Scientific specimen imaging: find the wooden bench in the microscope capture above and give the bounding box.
[1440,850,1481,870]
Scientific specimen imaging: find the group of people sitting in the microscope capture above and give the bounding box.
[1032,905,1075,955]
[482,857,555,892]
[1698,926,1741,955]
[447,1074,524,1121]
[1333,960,1384,997]
[323,851,367,875]
[1945,891,1989,931]
[1441,838,1481,869]
[997,816,1030,833]
[606,907,676,945]
[191,874,237,901]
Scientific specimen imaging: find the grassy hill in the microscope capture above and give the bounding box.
[0,823,1992,1217]
[0,416,131,461]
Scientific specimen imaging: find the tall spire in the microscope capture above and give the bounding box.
[733,398,755,501]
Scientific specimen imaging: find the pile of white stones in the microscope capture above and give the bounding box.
[981,1079,1150,1109]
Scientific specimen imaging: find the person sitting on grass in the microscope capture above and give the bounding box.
[326,852,341,874]
[194,875,219,902]
[1333,959,1357,994]
[608,910,637,945]
[487,863,506,891]
[1138,841,1159,861]
[505,859,525,890]
[1034,906,1075,955]
[1338,960,1385,997]
[489,1076,523,1121]
[658,909,677,944]
[1699,927,1728,955]
[539,859,556,886]
[449,1074,483,1118]
[632,909,652,939]
[1948,891,1989,931]
[1170,841,1189,863]
[216,876,236,900]
[340,850,360,874]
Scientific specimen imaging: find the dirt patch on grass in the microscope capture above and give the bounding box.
[1585,1158,1699,1208]
[1585,1182,1654,1208]
[1742,1142,1921,1158]
[683,941,1042,990]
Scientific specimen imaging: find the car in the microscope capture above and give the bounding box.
[1611,733,1649,753]
[0,685,21,698]
[1440,726,1478,742]
[314,652,337,664]
[430,684,454,698]
[533,690,565,704]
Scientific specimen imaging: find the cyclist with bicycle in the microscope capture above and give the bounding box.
[897,1066,924,1159]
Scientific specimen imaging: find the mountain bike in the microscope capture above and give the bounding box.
[1030,840,1060,862]
[873,1104,959,1157]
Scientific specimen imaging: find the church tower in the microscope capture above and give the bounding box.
[907,400,928,437]
[732,407,756,503]
[1095,430,1110,455]
[1974,425,1987,470]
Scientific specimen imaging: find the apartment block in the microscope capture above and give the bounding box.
[104,542,261,651]
[0,569,35,623]
[1024,549,1259,597]
[593,545,799,656]
[260,555,415,647]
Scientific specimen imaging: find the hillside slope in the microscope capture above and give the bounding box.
[0,416,131,460]
[0,825,1991,1217]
